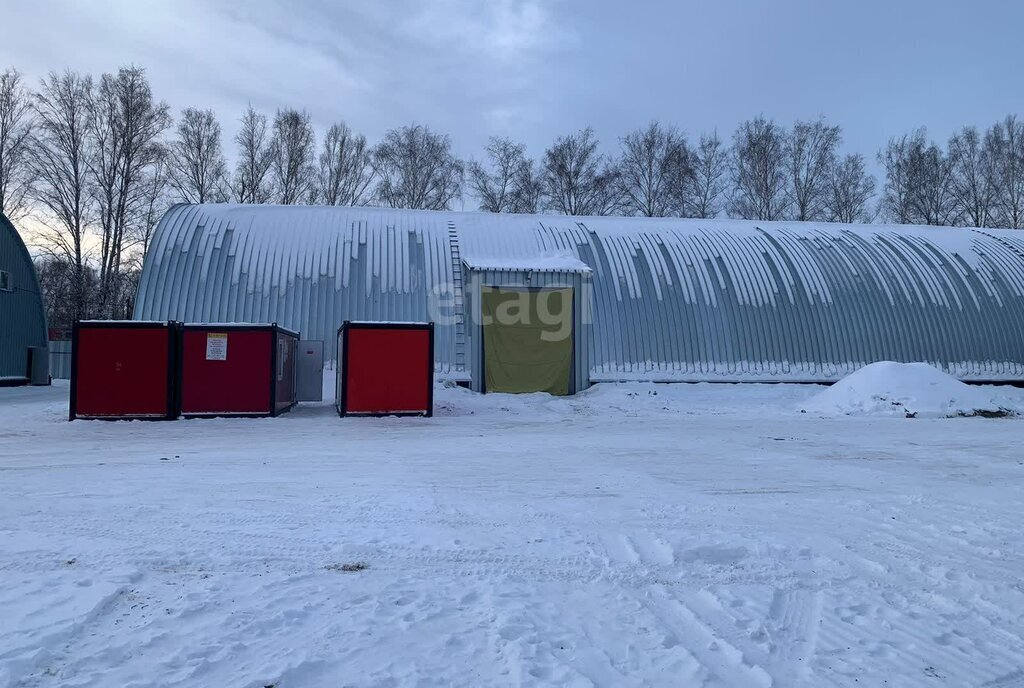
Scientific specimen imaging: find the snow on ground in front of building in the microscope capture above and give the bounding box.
[2,378,1024,687]
[800,361,1024,418]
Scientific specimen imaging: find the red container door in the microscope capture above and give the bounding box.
[180,329,272,415]
[344,327,432,415]
[74,326,172,418]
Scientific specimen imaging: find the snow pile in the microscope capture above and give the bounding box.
[801,361,1017,418]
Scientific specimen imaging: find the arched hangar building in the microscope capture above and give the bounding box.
[0,212,48,385]
[134,204,1024,394]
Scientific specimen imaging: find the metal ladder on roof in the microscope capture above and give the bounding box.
[447,221,467,374]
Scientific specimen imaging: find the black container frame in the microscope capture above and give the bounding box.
[69,320,181,421]
[178,322,300,419]
[337,320,434,418]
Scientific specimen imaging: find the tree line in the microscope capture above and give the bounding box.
[2,64,1024,328]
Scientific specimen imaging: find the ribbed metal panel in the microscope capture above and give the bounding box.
[48,340,72,379]
[136,204,459,373]
[0,213,48,380]
[568,218,1024,381]
[134,205,1024,383]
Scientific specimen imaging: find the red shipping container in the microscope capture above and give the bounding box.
[70,321,179,420]
[179,324,298,417]
[337,321,434,417]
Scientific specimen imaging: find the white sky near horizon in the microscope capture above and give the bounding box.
[3,0,1024,237]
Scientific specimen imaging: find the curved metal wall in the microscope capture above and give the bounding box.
[534,217,1024,381]
[134,204,1024,382]
[136,204,460,372]
[0,213,48,380]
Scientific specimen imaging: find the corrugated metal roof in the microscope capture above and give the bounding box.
[138,205,459,372]
[134,204,1024,382]
[0,212,48,379]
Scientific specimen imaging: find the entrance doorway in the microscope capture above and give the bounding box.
[481,287,574,395]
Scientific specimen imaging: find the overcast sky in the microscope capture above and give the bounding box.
[3,0,1024,172]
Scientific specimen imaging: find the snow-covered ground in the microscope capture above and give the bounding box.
[2,375,1024,687]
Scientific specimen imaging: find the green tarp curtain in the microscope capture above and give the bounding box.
[482,287,573,395]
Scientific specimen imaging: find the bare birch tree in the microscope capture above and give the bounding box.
[786,118,840,221]
[30,70,94,321]
[826,154,875,223]
[233,105,274,204]
[168,107,228,204]
[729,117,788,220]
[270,108,315,205]
[134,146,170,261]
[542,127,621,216]
[373,124,463,210]
[468,136,543,213]
[35,257,100,329]
[88,65,171,316]
[989,115,1024,228]
[909,133,957,226]
[0,68,35,220]
[878,134,915,224]
[510,158,543,214]
[948,126,998,228]
[468,136,528,212]
[617,121,690,217]
[879,129,957,226]
[317,121,373,206]
[590,165,627,216]
[686,132,728,219]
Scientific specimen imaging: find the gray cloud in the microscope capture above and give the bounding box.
[2,0,1023,175]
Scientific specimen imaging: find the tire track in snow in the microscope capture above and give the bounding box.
[641,586,773,688]
[981,669,1024,687]
[600,532,674,568]
[598,531,683,569]
[766,588,823,681]
[599,533,641,566]
[8,584,130,687]
[629,534,675,567]
[4,536,805,592]
[663,587,824,685]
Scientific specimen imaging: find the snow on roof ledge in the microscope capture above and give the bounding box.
[344,320,431,326]
[82,320,169,324]
[462,253,592,273]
